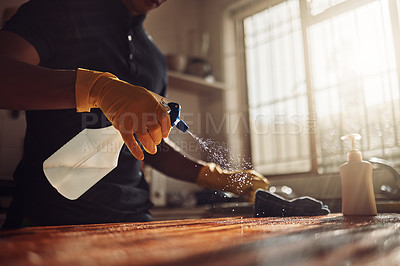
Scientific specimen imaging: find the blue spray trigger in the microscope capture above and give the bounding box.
[167,102,189,133]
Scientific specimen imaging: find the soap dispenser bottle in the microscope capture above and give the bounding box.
[340,133,377,216]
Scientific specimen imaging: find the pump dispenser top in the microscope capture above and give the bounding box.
[341,133,362,161]
[339,133,377,216]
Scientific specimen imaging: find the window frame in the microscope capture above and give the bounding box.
[222,0,400,178]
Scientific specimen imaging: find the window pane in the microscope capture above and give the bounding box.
[308,0,400,173]
[244,1,310,174]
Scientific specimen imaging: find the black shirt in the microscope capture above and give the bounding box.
[2,0,167,227]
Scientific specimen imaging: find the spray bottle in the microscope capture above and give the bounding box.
[340,133,377,216]
[43,92,188,200]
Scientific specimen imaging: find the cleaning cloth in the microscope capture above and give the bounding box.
[254,189,330,217]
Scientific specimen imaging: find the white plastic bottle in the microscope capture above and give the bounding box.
[43,92,188,200]
[340,133,377,216]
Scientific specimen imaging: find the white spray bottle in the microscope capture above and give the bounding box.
[43,92,188,200]
[340,133,377,216]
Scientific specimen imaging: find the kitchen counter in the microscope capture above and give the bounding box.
[151,202,255,221]
[1,214,400,265]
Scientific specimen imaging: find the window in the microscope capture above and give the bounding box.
[238,0,400,175]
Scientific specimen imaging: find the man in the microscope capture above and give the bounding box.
[0,0,269,228]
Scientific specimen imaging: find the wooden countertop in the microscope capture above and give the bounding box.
[1,214,400,265]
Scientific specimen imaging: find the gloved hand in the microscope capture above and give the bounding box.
[75,68,171,160]
[197,163,269,202]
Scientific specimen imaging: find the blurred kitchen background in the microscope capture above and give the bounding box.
[1,0,400,221]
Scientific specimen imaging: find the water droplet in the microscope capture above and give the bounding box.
[187,130,255,188]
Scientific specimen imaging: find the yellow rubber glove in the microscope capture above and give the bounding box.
[75,68,171,160]
[197,163,269,203]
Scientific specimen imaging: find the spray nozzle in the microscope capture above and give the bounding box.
[341,133,361,150]
[151,91,189,133]
[166,102,189,133]
[341,133,362,161]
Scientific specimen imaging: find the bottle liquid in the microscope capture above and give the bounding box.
[43,92,188,200]
[340,133,377,216]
